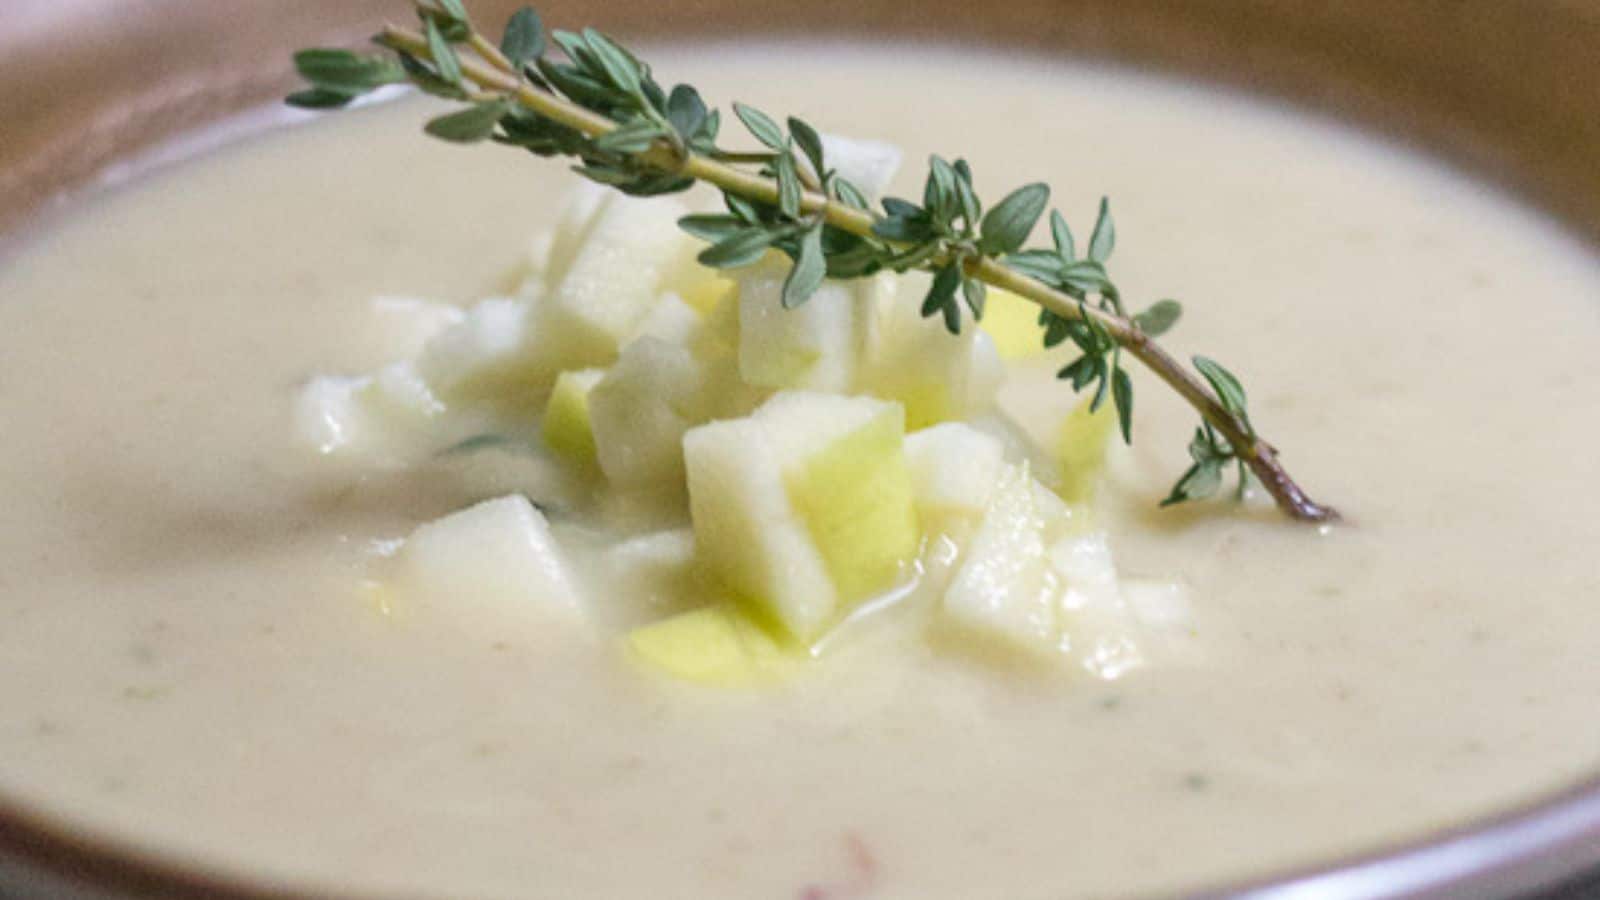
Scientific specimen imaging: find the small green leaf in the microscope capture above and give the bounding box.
[1111,366,1134,444]
[788,118,826,178]
[979,182,1050,255]
[1088,196,1115,263]
[432,0,467,23]
[435,0,470,23]
[1162,458,1224,507]
[424,99,512,142]
[962,277,987,321]
[953,160,981,227]
[665,85,707,140]
[1050,210,1076,262]
[782,226,827,309]
[926,155,958,219]
[1004,249,1064,282]
[399,51,467,100]
[677,213,745,243]
[293,49,404,92]
[425,18,462,86]
[776,149,801,218]
[832,177,870,211]
[1193,356,1251,426]
[582,28,643,97]
[285,87,356,109]
[922,264,963,334]
[1133,299,1182,336]
[732,102,785,149]
[594,117,663,153]
[698,226,780,269]
[500,7,545,66]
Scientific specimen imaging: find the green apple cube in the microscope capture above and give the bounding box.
[624,604,789,687]
[736,258,871,392]
[861,273,1004,429]
[1057,396,1117,505]
[542,367,606,466]
[940,464,1065,656]
[588,336,711,490]
[543,193,694,362]
[683,392,919,642]
[392,495,585,634]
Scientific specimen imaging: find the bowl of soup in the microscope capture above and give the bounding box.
[2,1,1598,898]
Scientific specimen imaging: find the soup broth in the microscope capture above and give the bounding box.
[2,46,1599,899]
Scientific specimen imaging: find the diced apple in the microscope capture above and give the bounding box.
[293,361,447,462]
[683,415,837,641]
[1050,530,1145,679]
[624,604,788,687]
[542,181,612,289]
[415,296,556,411]
[736,257,874,392]
[587,336,710,490]
[390,495,584,632]
[903,422,1007,519]
[1121,579,1194,632]
[940,464,1064,656]
[367,295,465,360]
[683,391,920,643]
[543,193,696,362]
[542,368,605,466]
[765,392,921,606]
[860,273,1002,429]
[628,292,701,347]
[603,528,701,626]
[1058,395,1117,504]
[815,132,903,200]
[978,286,1047,360]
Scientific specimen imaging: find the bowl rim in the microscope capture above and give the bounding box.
[2,14,1599,899]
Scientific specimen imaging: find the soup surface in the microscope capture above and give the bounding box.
[2,45,1599,899]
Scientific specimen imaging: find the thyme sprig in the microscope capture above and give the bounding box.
[287,1,1338,523]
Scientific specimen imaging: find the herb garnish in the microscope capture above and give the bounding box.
[288,1,1338,523]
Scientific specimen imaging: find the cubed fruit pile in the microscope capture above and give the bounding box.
[296,138,1189,685]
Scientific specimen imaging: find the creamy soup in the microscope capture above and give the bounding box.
[2,45,1599,900]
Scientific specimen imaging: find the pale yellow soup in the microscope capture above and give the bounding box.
[2,45,1599,900]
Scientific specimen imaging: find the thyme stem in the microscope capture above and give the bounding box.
[373,21,1336,523]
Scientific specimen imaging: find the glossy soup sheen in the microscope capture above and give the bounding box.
[1,45,1599,899]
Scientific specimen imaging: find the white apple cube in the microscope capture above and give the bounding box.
[367,295,465,360]
[860,273,1003,429]
[815,132,903,200]
[940,464,1064,656]
[544,193,696,362]
[1121,579,1194,632]
[587,336,710,490]
[903,422,1007,519]
[293,361,447,462]
[415,296,558,410]
[628,292,701,347]
[391,495,585,631]
[736,258,873,393]
[1050,530,1146,679]
[683,391,920,643]
[603,528,700,626]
